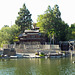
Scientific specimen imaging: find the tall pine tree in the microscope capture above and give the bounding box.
[15,3,32,32]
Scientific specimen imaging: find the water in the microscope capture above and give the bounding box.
[0,57,75,75]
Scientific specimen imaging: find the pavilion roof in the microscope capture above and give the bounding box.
[24,30,39,33]
[18,33,27,37]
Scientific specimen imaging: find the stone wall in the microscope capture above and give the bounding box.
[14,44,60,50]
[3,44,60,53]
[3,48,16,56]
[15,44,60,53]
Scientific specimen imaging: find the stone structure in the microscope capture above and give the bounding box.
[14,44,60,53]
[3,48,16,56]
[69,40,75,50]
[13,26,61,53]
[18,27,45,45]
[60,40,75,51]
[59,41,69,51]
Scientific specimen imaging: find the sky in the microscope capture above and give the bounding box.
[0,0,75,29]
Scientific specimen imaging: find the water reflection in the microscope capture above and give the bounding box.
[0,57,75,75]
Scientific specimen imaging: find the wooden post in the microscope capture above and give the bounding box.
[53,34,54,45]
[50,34,51,50]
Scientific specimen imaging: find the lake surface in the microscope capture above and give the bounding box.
[0,57,75,75]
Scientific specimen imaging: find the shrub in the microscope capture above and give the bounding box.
[35,52,39,55]
[39,52,45,57]
[39,54,44,57]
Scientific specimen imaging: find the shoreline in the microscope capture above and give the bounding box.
[0,50,74,59]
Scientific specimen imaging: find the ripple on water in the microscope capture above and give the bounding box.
[0,67,16,75]
[58,61,75,75]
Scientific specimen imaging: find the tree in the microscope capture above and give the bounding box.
[10,24,20,43]
[4,25,9,27]
[0,26,11,47]
[69,23,75,39]
[0,24,20,47]
[15,3,32,32]
[37,4,69,43]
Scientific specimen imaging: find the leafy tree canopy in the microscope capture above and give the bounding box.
[69,23,75,39]
[37,4,69,42]
[0,24,20,47]
[15,3,32,32]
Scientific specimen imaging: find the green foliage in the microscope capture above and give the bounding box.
[39,53,45,57]
[37,4,69,42]
[39,54,44,57]
[35,52,39,55]
[0,27,11,44]
[0,24,20,47]
[4,25,9,27]
[15,3,32,32]
[69,23,75,39]
[10,24,20,43]
[13,37,19,42]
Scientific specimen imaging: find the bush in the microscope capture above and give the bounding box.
[39,52,45,57]
[35,52,39,55]
[39,54,44,57]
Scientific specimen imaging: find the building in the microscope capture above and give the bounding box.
[18,27,45,45]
